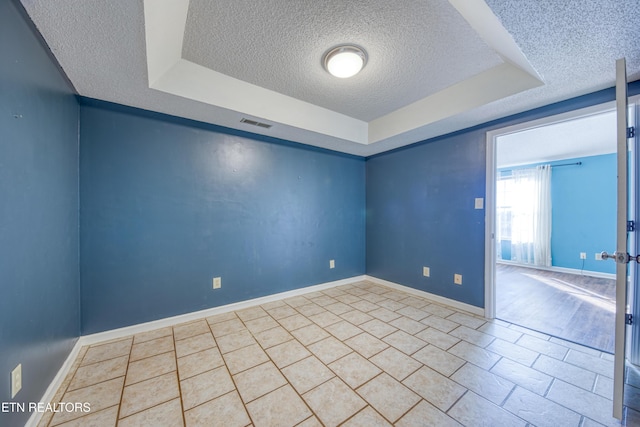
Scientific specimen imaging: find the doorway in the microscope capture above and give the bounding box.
[486,103,620,353]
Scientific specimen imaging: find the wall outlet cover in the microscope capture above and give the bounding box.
[474,198,484,209]
[454,274,463,285]
[329,260,335,269]
[423,266,430,277]
[11,364,22,398]
[580,252,587,259]
[213,277,221,289]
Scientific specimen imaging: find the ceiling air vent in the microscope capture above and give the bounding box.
[240,118,272,129]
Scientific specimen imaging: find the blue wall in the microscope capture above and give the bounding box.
[498,154,616,274]
[79,101,366,333]
[366,82,640,309]
[0,1,80,426]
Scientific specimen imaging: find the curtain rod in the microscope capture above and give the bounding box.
[552,161,582,168]
[500,161,582,173]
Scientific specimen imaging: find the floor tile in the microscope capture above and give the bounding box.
[419,315,459,333]
[340,310,374,325]
[382,330,426,355]
[369,307,402,323]
[283,295,312,307]
[282,356,335,394]
[485,338,540,367]
[205,311,238,324]
[329,352,381,388]
[546,379,617,426]
[334,294,362,305]
[565,349,614,378]
[216,330,257,354]
[624,383,640,412]
[325,320,363,341]
[296,303,327,317]
[491,357,552,396]
[389,316,427,335]
[398,296,430,309]
[533,354,596,390]
[308,311,342,328]
[356,373,420,422]
[119,398,184,427]
[448,340,500,370]
[450,363,514,405]
[291,323,330,345]
[360,293,388,304]
[253,325,293,349]
[509,324,551,340]
[236,306,268,322]
[415,327,461,350]
[503,386,581,427]
[396,306,430,321]
[247,385,312,427]
[81,338,132,366]
[411,345,465,377]
[175,333,216,358]
[277,313,312,331]
[223,343,269,374]
[422,304,455,318]
[50,377,124,425]
[210,318,246,338]
[266,305,298,320]
[68,355,128,391]
[549,336,603,357]
[403,366,466,411]
[234,361,288,403]
[180,366,235,410]
[360,319,398,339]
[133,327,173,344]
[130,336,174,362]
[594,374,613,399]
[184,391,250,427]
[324,302,352,315]
[344,332,388,358]
[260,300,286,310]
[243,315,278,334]
[448,391,526,427]
[396,400,462,427]
[125,351,176,386]
[351,300,380,313]
[449,325,494,348]
[307,336,353,364]
[303,378,366,427]
[447,312,486,329]
[177,347,224,380]
[376,299,407,312]
[120,372,179,418]
[341,406,391,427]
[266,339,311,368]
[54,405,119,427]
[173,320,210,341]
[477,322,523,343]
[370,347,422,381]
[296,416,323,427]
[516,334,568,359]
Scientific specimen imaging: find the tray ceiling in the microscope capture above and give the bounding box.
[21,0,640,156]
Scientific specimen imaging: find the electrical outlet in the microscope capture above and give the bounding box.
[423,266,430,277]
[595,252,603,261]
[454,274,462,285]
[11,364,22,398]
[580,252,587,260]
[213,277,221,289]
[329,260,335,269]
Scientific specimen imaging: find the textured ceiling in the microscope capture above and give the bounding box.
[20,0,640,156]
[182,0,503,121]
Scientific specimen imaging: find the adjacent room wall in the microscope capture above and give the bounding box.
[0,2,80,425]
[366,82,640,309]
[498,154,616,274]
[79,100,366,334]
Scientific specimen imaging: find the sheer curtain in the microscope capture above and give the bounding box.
[510,165,552,266]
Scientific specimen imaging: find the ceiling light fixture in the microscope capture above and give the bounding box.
[323,45,367,78]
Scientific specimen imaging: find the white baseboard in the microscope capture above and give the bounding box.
[25,338,84,427]
[26,274,366,426]
[497,260,616,280]
[365,275,485,317]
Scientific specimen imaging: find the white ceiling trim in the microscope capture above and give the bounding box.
[144,0,543,148]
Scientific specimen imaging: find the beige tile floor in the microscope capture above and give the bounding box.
[37,281,640,427]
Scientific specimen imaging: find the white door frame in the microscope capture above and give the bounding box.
[484,98,639,318]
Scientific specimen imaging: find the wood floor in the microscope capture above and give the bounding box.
[496,263,616,353]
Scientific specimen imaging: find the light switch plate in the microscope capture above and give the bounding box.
[423,266,430,277]
[330,260,335,269]
[213,277,221,289]
[474,198,484,209]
